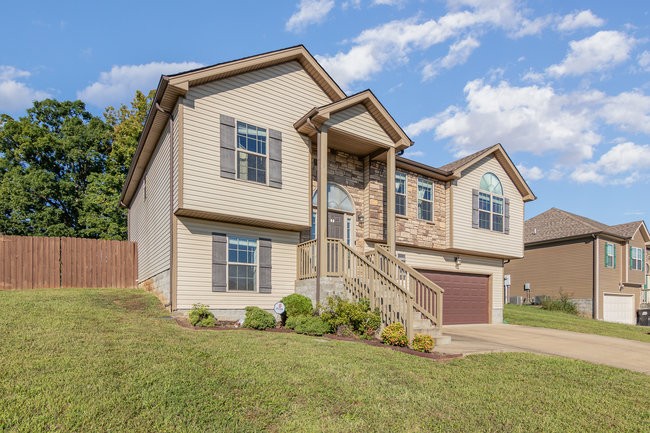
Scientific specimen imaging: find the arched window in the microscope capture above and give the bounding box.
[474,173,508,233]
[311,183,355,213]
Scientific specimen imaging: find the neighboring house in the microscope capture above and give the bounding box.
[120,46,535,338]
[505,208,650,324]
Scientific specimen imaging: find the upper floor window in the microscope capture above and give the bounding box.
[475,173,506,233]
[396,172,407,216]
[236,121,267,184]
[228,236,257,291]
[417,178,433,221]
[630,246,643,271]
[605,242,616,268]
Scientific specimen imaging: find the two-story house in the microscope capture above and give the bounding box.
[505,208,650,324]
[120,46,535,338]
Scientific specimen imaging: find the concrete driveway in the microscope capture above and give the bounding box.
[435,324,650,374]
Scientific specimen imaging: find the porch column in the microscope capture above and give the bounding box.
[316,126,329,304]
[386,146,396,252]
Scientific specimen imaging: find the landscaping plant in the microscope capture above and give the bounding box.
[280,293,313,320]
[243,306,276,330]
[541,291,578,315]
[188,303,216,327]
[293,316,330,336]
[381,322,408,347]
[319,296,381,338]
[411,333,435,353]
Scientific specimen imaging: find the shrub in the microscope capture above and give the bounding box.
[285,315,309,330]
[188,303,216,327]
[541,292,578,315]
[381,322,408,347]
[243,306,276,330]
[281,294,313,319]
[412,333,434,353]
[294,316,331,336]
[320,296,381,338]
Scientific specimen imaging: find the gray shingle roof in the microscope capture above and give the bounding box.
[525,208,643,244]
[438,146,495,172]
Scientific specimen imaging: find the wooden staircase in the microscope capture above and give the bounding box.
[297,239,444,342]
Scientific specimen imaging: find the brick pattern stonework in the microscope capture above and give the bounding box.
[300,148,447,251]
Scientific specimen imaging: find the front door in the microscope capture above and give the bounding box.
[327,211,344,239]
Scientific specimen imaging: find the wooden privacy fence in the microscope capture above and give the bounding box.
[0,236,137,290]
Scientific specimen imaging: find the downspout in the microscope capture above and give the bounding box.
[593,234,599,320]
[155,102,175,311]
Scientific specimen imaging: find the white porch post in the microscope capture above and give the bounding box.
[386,147,396,252]
[316,127,329,304]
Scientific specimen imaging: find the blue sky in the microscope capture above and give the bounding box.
[2,0,650,225]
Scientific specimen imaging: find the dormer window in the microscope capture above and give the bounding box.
[473,173,509,234]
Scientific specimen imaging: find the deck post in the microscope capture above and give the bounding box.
[316,127,329,304]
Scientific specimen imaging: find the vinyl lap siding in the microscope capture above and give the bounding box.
[175,217,298,309]
[128,124,171,281]
[182,61,332,227]
[327,105,393,147]
[396,246,504,315]
[451,156,524,257]
[172,103,180,211]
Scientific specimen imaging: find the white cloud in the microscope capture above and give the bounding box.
[403,149,425,158]
[571,142,650,185]
[546,31,635,77]
[517,164,544,181]
[638,50,650,71]
[0,66,51,114]
[599,91,650,134]
[422,36,480,79]
[317,0,546,88]
[408,79,603,163]
[373,0,405,6]
[556,10,604,32]
[286,0,335,32]
[77,61,203,108]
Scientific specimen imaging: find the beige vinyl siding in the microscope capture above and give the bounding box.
[451,155,524,257]
[182,61,332,227]
[506,239,594,300]
[326,104,393,147]
[128,124,171,281]
[176,216,298,309]
[172,103,180,211]
[396,246,504,316]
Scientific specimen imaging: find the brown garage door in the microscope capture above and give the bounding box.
[417,270,489,325]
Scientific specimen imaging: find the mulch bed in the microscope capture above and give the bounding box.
[174,317,462,361]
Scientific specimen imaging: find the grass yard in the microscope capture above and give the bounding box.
[1,290,649,433]
[505,304,650,343]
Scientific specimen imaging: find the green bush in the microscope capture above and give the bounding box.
[541,292,578,315]
[320,296,381,338]
[243,306,276,330]
[285,315,309,330]
[294,316,331,336]
[412,333,434,353]
[188,303,216,327]
[381,322,408,347]
[281,294,313,319]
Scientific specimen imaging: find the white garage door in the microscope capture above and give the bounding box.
[603,293,635,325]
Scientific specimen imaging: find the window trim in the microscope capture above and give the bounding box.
[227,235,259,292]
[417,177,433,222]
[235,120,269,185]
[605,242,616,269]
[477,173,505,233]
[395,172,407,217]
[631,246,643,271]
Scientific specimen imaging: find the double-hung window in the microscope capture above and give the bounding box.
[396,172,407,216]
[477,173,505,232]
[228,236,257,291]
[236,121,267,184]
[417,178,433,221]
[605,242,616,268]
[631,247,643,271]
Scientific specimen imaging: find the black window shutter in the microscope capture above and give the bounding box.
[472,189,479,229]
[258,238,272,293]
[268,129,282,188]
[220,114,236,179]
[504,198,510,234]
[212,233,227,292]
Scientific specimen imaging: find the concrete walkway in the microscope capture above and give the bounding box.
[435,324,650,374]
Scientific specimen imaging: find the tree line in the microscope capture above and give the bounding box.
[0,91,155,240]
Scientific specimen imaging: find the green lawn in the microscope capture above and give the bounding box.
[1,290,649,432]
[505,304,650,343]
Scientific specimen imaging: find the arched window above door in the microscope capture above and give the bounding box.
[312,183,355,213]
